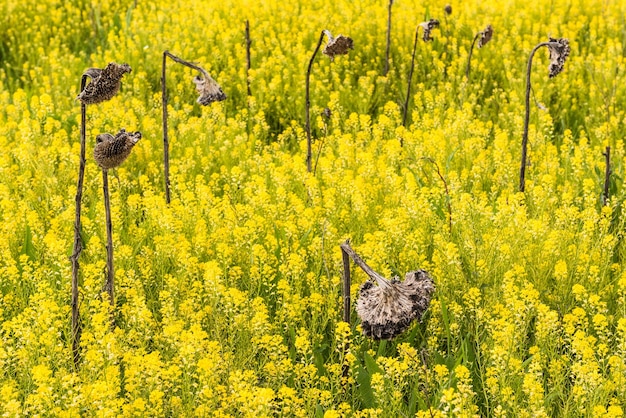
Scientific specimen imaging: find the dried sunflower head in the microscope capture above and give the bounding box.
[322,30,354,61]
[547,37,570,78]
[93,128,142,170]
[356,270,435,340]
[478,25,493,48]
[419,19,440,42]
[193,72,227,105]
[77,62,132,105]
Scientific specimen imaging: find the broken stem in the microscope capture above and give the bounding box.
[305,31,326,173]
[402,24,421,127]
[384,0,393,76]
[102,169,115,308]
[340,241,390,288]
[603,146,611,206]
[70,74,88,369]
[465,32,480,80]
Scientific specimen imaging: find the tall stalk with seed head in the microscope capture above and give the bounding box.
[466,25,493,80]
[162,51,226,203]
[520,38,570,192]
[403,19,439,128]
[305,30,353,172]
[72,62,131,367]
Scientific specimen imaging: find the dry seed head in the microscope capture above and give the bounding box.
[356,270,435,340]
[93,128,142,170]
[547,37,570,78]
[193,72,227,105]
[322,30,354,61]
[478,25,493,48]
[77,62,132,104]
[419,19,440,42]
[444,4,452,15]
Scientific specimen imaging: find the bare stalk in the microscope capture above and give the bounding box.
[520,42,552,192]
[402,24,421,127]
[341,246,351,324]
[102,169,115,308]
[384,0,393,76]
[603,146,611,206]
[70,74,88,369]
[245,20,252,96]
[465,33,480,80]
[305,31,326,173]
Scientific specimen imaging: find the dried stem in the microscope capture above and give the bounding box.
[340,241,390,288]
[603,146,611,206]
[245,20,252,96]
[520,42,553,192]
[384,0,393,76]
[402,24,421,127]
[305,31,326,173]
[102,169,115,309]
[466,32,480,80]
[70,74,88,369]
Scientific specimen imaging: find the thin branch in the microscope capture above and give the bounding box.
[423,158,452,232]
[102,169,115,309]
[520,42,552,192]
[305,31,326,173]
[402,24,421,127]
[465,32,480,80]
[384,0,393,76]
[70,74,88,369]
[603,146,611,206]
[245,20,252,96]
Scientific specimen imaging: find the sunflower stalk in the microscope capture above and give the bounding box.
[162,51,225,203]
[520,39,569,192]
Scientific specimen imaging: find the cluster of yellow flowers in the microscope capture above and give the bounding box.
[2,0,626,415]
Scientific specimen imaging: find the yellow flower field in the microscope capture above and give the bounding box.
[2,0,626,415]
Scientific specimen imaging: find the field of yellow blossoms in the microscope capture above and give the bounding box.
[2,0,626,416]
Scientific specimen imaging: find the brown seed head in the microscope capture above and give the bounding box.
[193,71,227,105]
[93,128,142,170]
[356,270,435,340]
[444,4,452,15]
[322,30,354,61]
[547,37,570,78]
[419,19,440,42]
[478,25,493,48]
[77,62,132,105]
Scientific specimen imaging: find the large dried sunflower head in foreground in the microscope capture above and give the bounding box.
[419,19,440,42]
[356,270,435,340]
[193,72,227,105]
[77,62,132,104]
[93,128,142,170]
[547,37,570,78]
[478,25,494,48]
[322,30,354,61]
